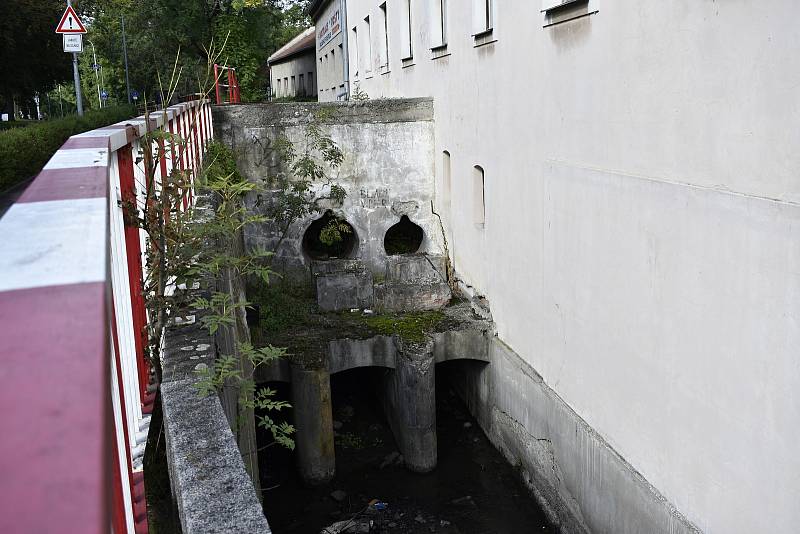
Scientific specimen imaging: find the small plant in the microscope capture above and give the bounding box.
[263,108,348,258]
[195,342,295,450]
[351,84,369,102]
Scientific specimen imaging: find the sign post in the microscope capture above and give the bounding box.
[55,2,87,117]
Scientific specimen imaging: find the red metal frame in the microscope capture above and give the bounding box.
[214,64,241,105]
[117,145,152,411]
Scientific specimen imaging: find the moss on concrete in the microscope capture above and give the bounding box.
[248,281,451,367]
[362,311,445,343]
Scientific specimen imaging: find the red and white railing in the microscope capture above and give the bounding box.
[214,64,242,105]
[0,99,213,534]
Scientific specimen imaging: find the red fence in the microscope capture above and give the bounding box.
[0,99,213,533]
[214,64,241,105]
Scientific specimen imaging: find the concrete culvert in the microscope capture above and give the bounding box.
[384,215,424,255]
[302,211,358,260]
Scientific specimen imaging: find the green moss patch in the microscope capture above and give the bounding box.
[363,311,445,343]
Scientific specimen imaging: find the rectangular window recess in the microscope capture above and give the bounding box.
[431,46,450,60]
[541,0,585,13]
[430,43,448,52]
[380,64,390,74]
[402,57,415,68]
[473,32,496,48]
[542,0,597,27]
[471,28,493,39]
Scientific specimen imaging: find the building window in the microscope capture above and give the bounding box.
[379,3,389,71]
[542,0,598,27]
[432,0,448,48]
[472,0,495,45]
[352,26,359,77]
[308,72,314,94]
[299,74,305,96]
[364,15,373,74]
[473,165,485,226]
[442,150,451,217]
[401,0,413,63]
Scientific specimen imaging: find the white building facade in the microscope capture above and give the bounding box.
[310,0,349,101]
[268,27,318,99]
[312,1,800,533]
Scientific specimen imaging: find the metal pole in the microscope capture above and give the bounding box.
[89,40,101,108]
[122,15,131,104]
[67,0,83,116]
[58,85,63,117]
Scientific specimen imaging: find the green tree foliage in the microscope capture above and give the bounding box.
[81,0,311,104]
[0,0,73,116]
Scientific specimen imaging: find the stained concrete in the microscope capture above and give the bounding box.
[290,365,336,485]
[447,337,703,534]
[212,100,443,277]
[380,338,438,473]
[160,300,271,534]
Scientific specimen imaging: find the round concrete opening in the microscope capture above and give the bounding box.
[384,215,424,255]
[302,211,358,260]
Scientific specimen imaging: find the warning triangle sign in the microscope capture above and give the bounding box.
[55,6,87,34]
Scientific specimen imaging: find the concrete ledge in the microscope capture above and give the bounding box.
[160,306,271,534]
[213,98,434,127]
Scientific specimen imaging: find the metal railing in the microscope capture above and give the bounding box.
[0,99,213,533]
[214,64,242,105]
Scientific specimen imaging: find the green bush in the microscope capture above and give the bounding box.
[0,106,136,192]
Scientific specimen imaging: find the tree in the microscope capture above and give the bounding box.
[0,0,73,118]
[80,0,311,104]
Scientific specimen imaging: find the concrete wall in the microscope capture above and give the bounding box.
[314,0,347,101]
[270,51,317,98]
[338,1,800,533]
[213,100,445,275]
[161,296,271,534]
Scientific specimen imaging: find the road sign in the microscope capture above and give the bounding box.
[55,5,87,34]
[131,90,139,101]
[63,34,83,53]
[101,91,109,100]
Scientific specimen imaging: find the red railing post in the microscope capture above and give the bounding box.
[117,144,151,411]
[214,64,222,105]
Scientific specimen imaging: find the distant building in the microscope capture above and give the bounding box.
[309,0,348,101]
[268,27,317,99]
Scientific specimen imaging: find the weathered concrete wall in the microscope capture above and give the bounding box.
[161,300,271,534]
[379,338,437,473]
[444,336,702,534]
[212,99,443,277]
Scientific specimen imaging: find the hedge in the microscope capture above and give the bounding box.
[0,106,136,192]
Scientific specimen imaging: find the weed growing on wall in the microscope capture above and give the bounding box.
[123,37,292,491]
[263,107,349,258]
[189,142,295,451]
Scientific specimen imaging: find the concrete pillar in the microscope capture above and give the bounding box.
[381,338,437,472]
[290,365,335,485]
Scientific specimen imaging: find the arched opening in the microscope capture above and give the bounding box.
[383,215,424,255]
[302,211,358,260]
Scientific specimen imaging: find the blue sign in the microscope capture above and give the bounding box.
[101,90,108,100]
[92,63,100,71]
[131,90,139,100]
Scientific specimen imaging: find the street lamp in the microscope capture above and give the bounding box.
[88,40,102,109]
